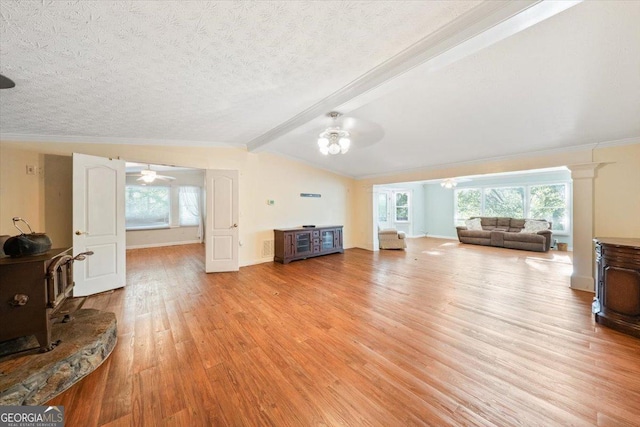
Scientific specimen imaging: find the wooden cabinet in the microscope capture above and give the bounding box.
[274,226,343,264]
[594,238,640,338]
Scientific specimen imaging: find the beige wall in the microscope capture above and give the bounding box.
[2,139,637,275]
[0,145,45,236]
[44,154,73,248]
[594,142,640,238]
[0,141,355,266]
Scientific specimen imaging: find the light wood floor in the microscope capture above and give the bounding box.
[48,238,640,426]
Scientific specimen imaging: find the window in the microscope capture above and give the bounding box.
[394,191,410,222]
[529,184,569,232]
[377,193,388,223]
[454,182,571,233]
[484,187,524,218]
[179,186,201,226]
[125,185,170,229]
[455,189,482,225]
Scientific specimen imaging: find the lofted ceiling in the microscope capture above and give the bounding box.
[1,1,638,179]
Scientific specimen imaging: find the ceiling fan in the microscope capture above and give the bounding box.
[0,74,16,89]
[128,165,176,184]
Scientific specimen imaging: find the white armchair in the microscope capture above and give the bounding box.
[378,228,407,250]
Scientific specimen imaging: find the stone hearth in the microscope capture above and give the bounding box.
[0,309,117,405]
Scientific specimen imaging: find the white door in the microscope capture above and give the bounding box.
[205,169,239,272]
[376,190,392,229]
[72,153,126,296]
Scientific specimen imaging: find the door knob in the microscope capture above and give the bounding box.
[75,230,88,235]
[233,224,238,228]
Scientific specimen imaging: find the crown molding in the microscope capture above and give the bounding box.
[246,0,553,153]
[356,142,601,181]
[593,136,640,149]
[0,133,243,148]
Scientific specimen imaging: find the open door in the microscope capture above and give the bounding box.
[205,169,239,272]
[73,153,126,296]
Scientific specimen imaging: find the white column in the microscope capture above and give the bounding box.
[568,163,601,292]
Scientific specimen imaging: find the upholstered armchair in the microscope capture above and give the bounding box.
[378,228,407,250]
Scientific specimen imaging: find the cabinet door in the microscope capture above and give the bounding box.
[321,230,335,251]
[334,228,342,248]
[295,231,313,256]
[604,266,640,315]
[284,233,295,257]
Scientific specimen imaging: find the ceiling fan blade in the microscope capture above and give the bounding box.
[0,74,16,89]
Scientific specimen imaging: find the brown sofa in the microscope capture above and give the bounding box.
[456,217,552,252]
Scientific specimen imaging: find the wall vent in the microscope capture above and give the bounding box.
[262,240,274,258]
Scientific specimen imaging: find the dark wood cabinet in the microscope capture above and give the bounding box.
[274,226,343,264]
[594,238,640,338]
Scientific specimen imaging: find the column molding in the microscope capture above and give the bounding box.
[567,162,602,292]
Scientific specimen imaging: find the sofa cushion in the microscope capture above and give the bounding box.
[504,232,544,243]
[465,218,482,230]
[508,227,521,232]
[497,217,511,227]
[478,217,497,227]
[483,225,496,230]
[459,229,492,239]
[510,218,526,229]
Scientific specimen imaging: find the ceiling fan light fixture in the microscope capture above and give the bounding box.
[328,142,341,155]
[139,169,157,183]
[440,178,457,189]
[338,137,350,153]
[318,112,351,156]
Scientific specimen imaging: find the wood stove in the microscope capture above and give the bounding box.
[0,248,91,352]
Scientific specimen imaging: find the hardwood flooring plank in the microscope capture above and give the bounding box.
[44,240,640,426]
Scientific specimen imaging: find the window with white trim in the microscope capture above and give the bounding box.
[394,191,410,222]
[125,185,171,230]
[454,183,570,233]
[178,186,201,226]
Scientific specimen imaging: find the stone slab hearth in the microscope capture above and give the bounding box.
[0,309,117,405]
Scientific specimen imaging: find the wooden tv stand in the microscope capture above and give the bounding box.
[593,237,640,338]
[274,226,343,264]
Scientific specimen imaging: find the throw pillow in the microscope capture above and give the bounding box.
[465,218,483,231]
[521,220,550,233]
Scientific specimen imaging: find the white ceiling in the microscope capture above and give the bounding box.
[1,1,639,178]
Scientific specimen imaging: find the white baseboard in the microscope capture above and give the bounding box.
[424,234,458,240]
[570,274,595,293]
[240,257,274,267]
[126,240,202,250]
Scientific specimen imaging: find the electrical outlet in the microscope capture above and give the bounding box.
[26,165,36,175]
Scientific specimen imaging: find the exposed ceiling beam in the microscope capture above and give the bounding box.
[246,0,580,153]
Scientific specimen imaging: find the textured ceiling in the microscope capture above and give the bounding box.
[1,1,638,179]
[0,0,478,145]
[266,0,640,177]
